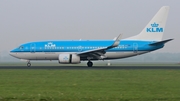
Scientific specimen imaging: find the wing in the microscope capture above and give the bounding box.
[77,34,122,60]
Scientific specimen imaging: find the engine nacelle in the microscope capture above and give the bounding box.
[58,54,80,64]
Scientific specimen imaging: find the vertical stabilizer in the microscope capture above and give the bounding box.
[126,6,169,41]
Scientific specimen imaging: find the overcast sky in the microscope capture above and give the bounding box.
[0,0,179,53]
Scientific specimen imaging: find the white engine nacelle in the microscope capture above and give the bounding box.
[58,54,80,64]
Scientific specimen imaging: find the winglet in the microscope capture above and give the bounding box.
[108,34,122,49]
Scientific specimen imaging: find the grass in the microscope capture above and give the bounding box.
[0,69,180,101]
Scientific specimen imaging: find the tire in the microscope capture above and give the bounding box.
[27,63,31,67]
[87,61,93,67]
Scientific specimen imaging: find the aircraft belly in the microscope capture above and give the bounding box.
[13,51,148,60]
[105,51,148,59]
[19,52,59,60]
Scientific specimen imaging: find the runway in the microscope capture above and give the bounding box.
[0,66,180,69]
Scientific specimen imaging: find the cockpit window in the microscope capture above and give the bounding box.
[19,46,24,50]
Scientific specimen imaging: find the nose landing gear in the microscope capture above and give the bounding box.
[27,61,31,67]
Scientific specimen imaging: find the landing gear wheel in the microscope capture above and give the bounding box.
[27,63,31,67]
[87,61,93,67]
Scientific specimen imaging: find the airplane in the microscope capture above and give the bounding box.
[10,6,172,67]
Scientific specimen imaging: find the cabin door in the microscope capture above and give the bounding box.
[133,43,138,53]
[30,43,36,52]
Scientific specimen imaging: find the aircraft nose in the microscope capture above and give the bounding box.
[9,52,21,59]
[9,48,21,58]
[9,52,16,57]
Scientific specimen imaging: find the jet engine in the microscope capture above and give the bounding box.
[58,54,80,64]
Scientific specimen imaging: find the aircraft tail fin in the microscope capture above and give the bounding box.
[126,6,170,41]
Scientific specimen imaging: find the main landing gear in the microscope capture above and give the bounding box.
[27,61,31,67]
[87,61,93,67]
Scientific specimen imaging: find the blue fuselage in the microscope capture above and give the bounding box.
[11,40,163,53]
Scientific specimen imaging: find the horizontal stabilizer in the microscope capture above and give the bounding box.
[149,39,173,46]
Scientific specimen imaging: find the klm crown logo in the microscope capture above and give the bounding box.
[146,22,163,32]
[151,23,159,27]
[63,56,69,61]
[45,42,56,49]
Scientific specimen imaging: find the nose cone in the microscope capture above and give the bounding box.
[9,48,19,58]
[9,52,15,57]
[9,52,21,59]
[10,48,17,53]
[9,51,18,58]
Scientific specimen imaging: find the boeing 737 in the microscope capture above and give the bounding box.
[10,6,172,67]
